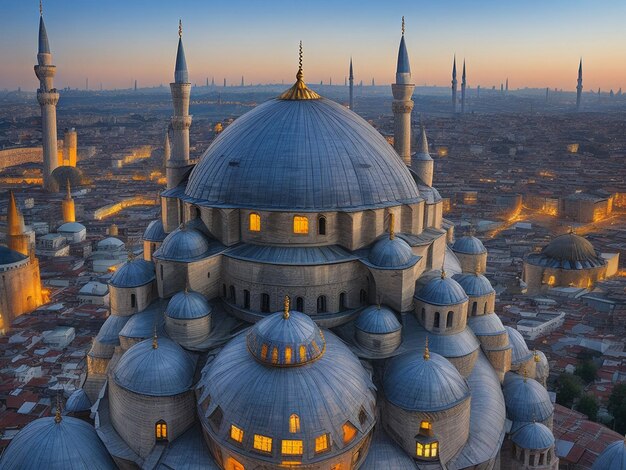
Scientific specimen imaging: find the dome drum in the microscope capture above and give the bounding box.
[415,300,469,336]
[166,315,212,349]
[110,282,156,316]
[355,305,402,355]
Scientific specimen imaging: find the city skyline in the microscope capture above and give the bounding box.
[2,0,626,91]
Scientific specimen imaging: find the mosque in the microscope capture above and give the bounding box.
[3,10,626,470]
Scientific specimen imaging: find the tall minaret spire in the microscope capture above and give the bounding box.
[62,179,75,223]
[167,19,192,189]
[34,0,59,192]
[412,119,434,187]
[7,192,30,257]
[461,59,467,114]
[576,58,583,111]
[163,129,171,168]
[349,57,354,110]
[392,16,415,166]
[451,55,457,113]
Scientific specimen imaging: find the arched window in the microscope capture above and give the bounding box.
[155,420,168,440]
[416,419,438,460]
[296,296,304,312]
[285,347,292,364]
[484,303,488,314]
[131,294,136,309]
[471,302,477,316]
[318,216,326,235]
[421,308,426,323]
[315,434,330,454]
[547,275,556,286]
[339,292,347,310]
[293,216,309,234]
[261,293,270,313]
[289,414,300,433]
[360,289,367,304]
[261,344,268,360]
[299,345,307,362]
[434,312,440,328]
[317,295,327,313]
[249,213,261,232]
[342,421,357,445]
[243,290,250,309]
[447,311,453,328]
[229,286,236,303]
[271,347,279,364]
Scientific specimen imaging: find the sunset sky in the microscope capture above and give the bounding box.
[2,0,626,92]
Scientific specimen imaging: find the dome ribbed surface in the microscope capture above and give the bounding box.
[0,416,115,470]
[64,389,92,413]
[143,219,167,242]
[452,236,486,255]
[355,305,402,334]
[415,276,469,306]
[154,226,210,261]
[506,326,533,365]
[0,246,27,265]
[166,290,211,319]
[468,313,507,337]
[185,98,420,211]
[58,222,86,233]
[109,259,155,288]
[453,273,495,297]
[113,337,195,396]
[503,373,553,423]
[527,233,605,270]
[512,422,555,450]
[384,351,470,412]
[592,440,626,470]
[368,237,416,268]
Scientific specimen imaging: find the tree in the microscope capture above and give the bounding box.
[556,373,582,408]
[608,384,626,434]
[575,360,598,384]
[577,394,599,421]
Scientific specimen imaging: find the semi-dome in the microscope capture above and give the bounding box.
[64,388,92,413]
[367,236,417,268]
[112,337,195,396]
[109,258,155,288]
[592,439,626,470]
[383,348,470,412]
[0,245,27,266]
[527,232,606,270]
[50,165,86,191]
[355,305,402,334]
[185,98,420,211]
[453,273,495,297]
[415,274,469,306]
[154,225,210,262]
[468,313,507,336]
[512,422,555,450]
[97,237,124,250]
[503,373,553,424]
[57,222,86,233]
[166,290,211,319]
[246,304,325,366]
[452,236,486,255]
[0,415,115,470]
[506,326,533,365]
[143,219,167,242]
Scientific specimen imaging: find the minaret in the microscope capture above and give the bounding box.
[576,59,583,111]
[61,180,75,223]
[391,17,415,166]
[505,78,509,93]
[163,129,171,168]
[7,192,30,257]
[461,60,466,114]
[349,57,354,110]
[451,55,457,113]
[412,122,433,187]
[34,1,59,192]
[167,20,193,189]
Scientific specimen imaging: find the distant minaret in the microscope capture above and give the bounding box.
[392,17,415,166]
[167,20,192,189]
[412,122,433,187]
[7,192,30,257]
[372,78,375,86]
[451,55,457,113]
[211,77,215,86]
[461,60,466,114]
[134,79,137,91]
[163,129,171,168]
[62,180,75,223]
[505,78,509,93]
[349,57,354,110]
[576,59,583,111]
[241,76,244,87]
[34,1,59,192]
[546,87,549,102]
[223,78,226,87]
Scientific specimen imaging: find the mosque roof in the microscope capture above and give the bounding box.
[468,313,508,337]
[38,16,50,54]
[506,326,533,365]
[174,33,188,83]
[143,219,167,242]
[452,235,487,255]
[512,422,555,450]
[64,388,92,413]
[57,222,86,233]
[109,259,155,288]
[153,226,213,262]
[415,274,469,306]
[0,246,27,266]
[592,439,626,470]
[453,273,495,297]
[526,232,606,270]
[503,373,553,424]
[355,305,402,334]
[367,236,418,269]
[361,431,418,469]
[166,290,212,320]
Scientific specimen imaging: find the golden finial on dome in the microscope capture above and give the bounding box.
[283,295,290,319]
[278,41,321,100]
[533,349,540,363]
[401,16,405,36]
[522,366,528,382]
[389,213,395,240]
[152,325,158,349]
[423,336,430,360]
[178,19,182,38]
[54,394,62,424]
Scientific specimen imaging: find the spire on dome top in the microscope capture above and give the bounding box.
[278,41,321,100]
[423,336,430,360]
[417,123,430,156]
[283,295,290,319]
[349,57,353,80]
[54,394,62,424]
[152,324,158,349]
[174,20,189,84]
[38,2,50,54]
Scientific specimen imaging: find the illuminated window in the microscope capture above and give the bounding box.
[155,420,167,440]
[315,433,330,453]
[342,422,357,445]
[272,347,279,364]
[420,421,432,432]
[547,275,556,286]
[416,441,438,459]
[299,345,307,362]
[249,213,261,232]
[289,414,300,433]
[282,439,303,455]
[230,424,244,443]
[293,216,309,234]
[261,344,268,360]
[285,347,292,364]
[225,457,245,470]
[253,434,272,453]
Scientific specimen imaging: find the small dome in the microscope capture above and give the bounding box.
[154,226,210,262]
[468,313,507,336]
[361,431,418,469]
[512,422,555,450]
[50,165,86,191]
[368,236,416,268]
[97,237,124,250]
[247,308,325,367]
[143,219,167,242]
[57,222,86,233]
[528,232,606,270]
[506,327,533,365]
[415,274,469,306]
[355,305,402,334]
[0,415,115,470]
[453,273,495,297]
[109,259,155,288]
[113,337,195,396]
[64,388,92,413]
[0,246,27,266]
[452,236,486,255]
[535,350,549,381]
[592,440,626,470]
[384,349,470,412]
[503,373,553,424]
[166,290,212,320]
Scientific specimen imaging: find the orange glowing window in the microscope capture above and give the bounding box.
[155,421,167,440]
[420,421,432,432]
[289,414,300,433]
[293,216,309,234]
[547,275,556,286]
[315,433,330,453]
[416,441,438,458]
[342,422,357,445]
[230,424,244,443]
[271,347,279,364]
[249,213,261,232]
[253,434,273,453]
[282,439,303,455]
[225,457,245,470]
[299,345,307,362]
[261,344,268,360]
[285,347,292,365]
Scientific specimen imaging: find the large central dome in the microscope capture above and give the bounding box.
[185,98,421,211]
